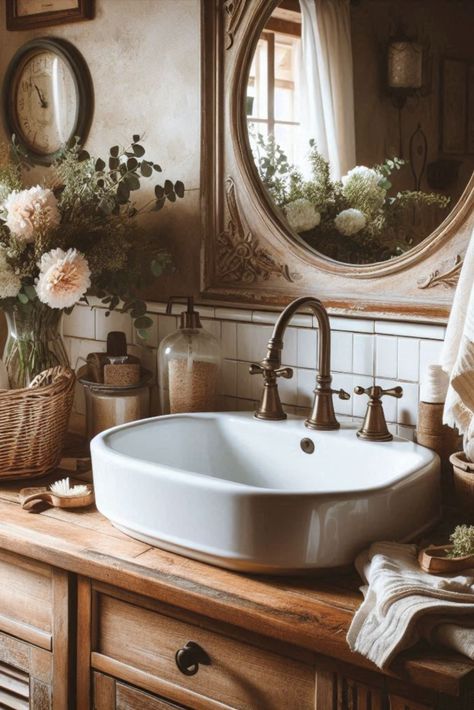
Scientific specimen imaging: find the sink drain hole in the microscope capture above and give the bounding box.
[300,438,315,454]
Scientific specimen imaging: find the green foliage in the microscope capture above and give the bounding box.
[447,525,474,558]
[0,135,183,334]
[252,133,450,264]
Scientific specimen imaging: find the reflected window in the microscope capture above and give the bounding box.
[247,8,301,165]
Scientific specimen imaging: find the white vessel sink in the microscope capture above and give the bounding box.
[91,412,440,574]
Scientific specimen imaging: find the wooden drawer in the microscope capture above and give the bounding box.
[0,549,53,650]
[91,587,315,710]
[94,672,187,709]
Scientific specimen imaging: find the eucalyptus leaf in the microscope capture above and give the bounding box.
[24,284,37,300]
[153,164,162,172]
[164,179,173,194]
[154,197,166,211]
[141,162,153,177]
[78,150,90,162]
[95,158,106,171]
[110,145,120,157]
[132,134,141,142]
[117,181,130,203]
[126,175,140,191]
[131,301,147,318]
[127,157,138,171]
[109,157,119,170]
[167,191,177,203]
[132,144,145,157]
[174,180,185,198]
[17,292,29,304]
[136,328,150,341]
[154,185,165,199]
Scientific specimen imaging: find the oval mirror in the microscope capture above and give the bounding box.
[246,0,474,265]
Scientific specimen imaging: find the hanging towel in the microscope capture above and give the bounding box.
[441,229,474,448]
[346,542,474,669]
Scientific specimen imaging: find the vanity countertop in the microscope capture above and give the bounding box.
[0,473,472,699]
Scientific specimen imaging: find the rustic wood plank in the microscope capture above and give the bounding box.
[52,569,71,710]
[77,577,92,710]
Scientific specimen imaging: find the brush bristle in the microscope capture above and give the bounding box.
[50,477,89,498]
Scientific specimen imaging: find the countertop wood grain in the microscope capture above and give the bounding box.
[0,472,472,698]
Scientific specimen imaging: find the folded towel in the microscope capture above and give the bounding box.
[441,229,474,443]
[347,542,474,669]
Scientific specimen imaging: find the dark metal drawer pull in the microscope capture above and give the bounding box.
[175,641,211,676]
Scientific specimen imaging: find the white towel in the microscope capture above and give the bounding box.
[347,542,474,669]
[441,229,474,447]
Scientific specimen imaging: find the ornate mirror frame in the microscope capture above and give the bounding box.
[200,0,474,321]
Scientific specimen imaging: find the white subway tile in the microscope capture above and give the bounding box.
[278,367,298,406]
[353,334,374,376]
[375,378,398,422]
[330,316,374,333]
[237,398,256,411]
[331,331,353,372]
[128,344,157,382]
[331,373,353,416]
[220,359,237,397]
[397,337,419,382]
[63,305,95,339]
[397,382,419,426]
[282,327,298,367]
[201,318,221,341]
[96,308,133,344]
[236,361,257,400]
[419,339,443,376]
[157,315,178,343]
[398,425,415,441]
[215,307,252,322]
[375,320,446,341]
[297,327,318,369]
[297,368,315,408]
[221,321,237,359]
[237,323,272,363]
[375,336,397,379]
[251,310,279,325]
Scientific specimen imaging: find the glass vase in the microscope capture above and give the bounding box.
[3,301,69,389]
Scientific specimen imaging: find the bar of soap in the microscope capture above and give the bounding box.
[103,363,141,386]
[86,352,110,383]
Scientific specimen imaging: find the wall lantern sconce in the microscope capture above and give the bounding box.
[387,36,423,108]
[387,31,426,158]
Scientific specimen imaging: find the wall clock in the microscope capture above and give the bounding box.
[2,38,94,165]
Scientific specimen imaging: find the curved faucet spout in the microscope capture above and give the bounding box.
[249,296,350,429]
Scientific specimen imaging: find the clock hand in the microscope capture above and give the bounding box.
[34,83,48,109]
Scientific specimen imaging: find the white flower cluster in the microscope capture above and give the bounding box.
[284,198,321,234]
[335,208,367,236]
[36,248,91,309]
[3,186,60,243]
[341,166,386,212]
[0,248,21,299]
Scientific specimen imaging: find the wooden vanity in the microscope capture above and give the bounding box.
[0,477,473,710]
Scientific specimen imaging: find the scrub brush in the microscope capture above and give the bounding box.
[21,477,94,512]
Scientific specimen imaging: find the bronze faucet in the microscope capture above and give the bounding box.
[354,385,403,441]
[249,296,350,429]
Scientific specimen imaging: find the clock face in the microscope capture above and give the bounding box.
[4,39,92,164]
[14,50,78,156]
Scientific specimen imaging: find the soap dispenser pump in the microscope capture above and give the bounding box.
[158,297,221,414]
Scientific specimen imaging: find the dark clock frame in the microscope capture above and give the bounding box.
[2,37,94,165]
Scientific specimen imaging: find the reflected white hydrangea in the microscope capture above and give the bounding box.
[284,198,321,233]
[335,208,367,236]
[341,166,386,213]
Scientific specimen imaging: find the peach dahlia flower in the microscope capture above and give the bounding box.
[36,248,91,309]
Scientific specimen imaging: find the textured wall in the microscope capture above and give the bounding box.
[0,0,202,299]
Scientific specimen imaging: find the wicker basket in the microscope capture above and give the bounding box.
[450,451,474,521]
[0,366,75,481]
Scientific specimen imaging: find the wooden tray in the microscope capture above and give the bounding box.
[418,544,474,574]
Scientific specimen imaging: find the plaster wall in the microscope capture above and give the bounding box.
[0,0,202,299]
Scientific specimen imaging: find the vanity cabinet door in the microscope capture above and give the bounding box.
[93,672,187,710]
[0,630,53,709]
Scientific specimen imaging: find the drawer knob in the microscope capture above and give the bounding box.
[175,641,211,676]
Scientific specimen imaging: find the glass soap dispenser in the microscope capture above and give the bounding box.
[158,297,221,414]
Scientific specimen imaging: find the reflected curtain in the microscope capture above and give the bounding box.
[298,0,356,179]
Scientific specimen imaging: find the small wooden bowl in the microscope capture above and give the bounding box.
[450,451,474,521]
[418,544,474,574]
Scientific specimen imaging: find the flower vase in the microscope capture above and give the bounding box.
[3,302,69,389]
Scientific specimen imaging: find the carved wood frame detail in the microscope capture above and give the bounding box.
[200,0,474,321]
